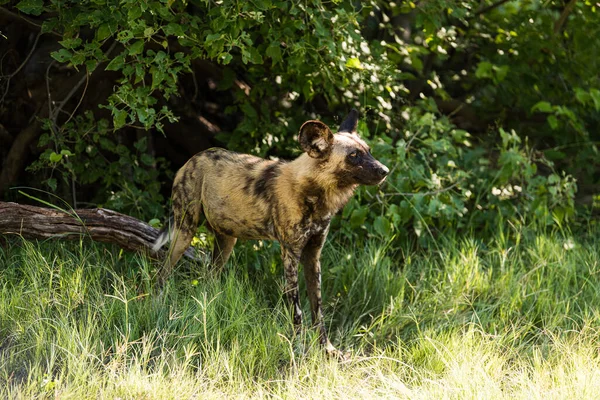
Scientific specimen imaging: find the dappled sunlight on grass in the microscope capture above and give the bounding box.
[2,229,600,398]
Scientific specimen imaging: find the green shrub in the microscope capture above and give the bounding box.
[7,0,589,239]
[335,100,576,244]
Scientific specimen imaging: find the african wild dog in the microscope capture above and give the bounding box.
[153,109,389,354]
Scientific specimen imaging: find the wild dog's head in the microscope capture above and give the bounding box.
[299,109,389,188]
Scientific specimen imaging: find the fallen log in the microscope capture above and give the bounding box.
[0,201,200,260]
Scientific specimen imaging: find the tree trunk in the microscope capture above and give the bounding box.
[0,202,199,260]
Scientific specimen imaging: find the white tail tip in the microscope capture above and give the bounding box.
[152,225,172,251]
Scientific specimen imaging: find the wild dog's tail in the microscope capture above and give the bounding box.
[152,215,174,251]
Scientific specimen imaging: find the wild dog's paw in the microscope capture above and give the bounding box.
[324,340,349,361]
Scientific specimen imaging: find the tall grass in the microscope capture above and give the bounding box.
[1,226,600,398]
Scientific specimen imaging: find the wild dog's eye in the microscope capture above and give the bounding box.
[349,151,358,158]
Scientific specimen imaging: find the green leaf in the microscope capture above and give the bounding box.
[140,153,154,166]
[86,59,99,72]
[266,42,282,65]
[547,114,559,130]
[548,174,560,184]
[206,33,223,42]
[105,55,125,71]
[148,218,161,228]
[151,67,167,89]
[531,101,553,113]
[164,23,185,37]
[552,207,566,223]
[220,53,233,65]
[211,16,227,32]
[409,53,423,73]
[302,79,314,100]
[494,65,509,82]
[128,6,143,20]
[134,137,147,151]
[373,216,391,236]
[243,47,263,65]
[15,0,43,16]
[117,30,134,42]
[387,204,403,226]
[590,89,600,111]
[345,57,363,70]
[153,51,167,62]
[51,49,72,63]
[350,208,368,228]
[46,178,57,192]
[59,38,82,49]
[49,152,63,162]
[137,107,156,126]
[314,20,329,37]
[128,40,145,56]
[428,199,441,216]
[475,61,493,79]
[241,102,258,119]
[70,53,86,66]
[574,87,591,104]
[41,20,58,34]
[544,149,566,161]
[97,23,112,41]
[113,109,128,129]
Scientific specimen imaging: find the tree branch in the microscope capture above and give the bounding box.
[0,120,44,198]
[0,31,41,104]
[554,0,577,34]
[0,123,12,144]
[0,6,62,37]
[473,0,513,17]
[0,201,201,260]
[381,181,461,197]
[51,41,118,128]
[0,41,118,197]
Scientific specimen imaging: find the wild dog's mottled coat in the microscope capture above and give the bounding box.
[154,109,389,354]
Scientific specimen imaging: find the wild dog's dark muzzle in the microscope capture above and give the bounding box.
[358,160,389,185]
[376,164,389,178]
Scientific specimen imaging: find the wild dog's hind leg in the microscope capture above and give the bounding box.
[212,233,237,271]
[301,232,337,355]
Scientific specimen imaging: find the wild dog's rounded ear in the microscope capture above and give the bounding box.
[298,120,334,158]
[338,108,359,133]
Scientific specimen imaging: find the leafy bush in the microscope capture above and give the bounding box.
[3,0,590,239]
[28,112,168,219]
[335,100,576,243]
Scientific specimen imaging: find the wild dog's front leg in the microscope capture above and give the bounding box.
[281,246,303,327]
[158,228,195,286]
[157,196,201,286]
[301,232,337,354]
